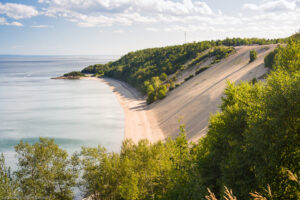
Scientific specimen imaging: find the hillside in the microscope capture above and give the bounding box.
[289,32,300,41]
[81,38,281,104]
[80,41,280,141]
[151,45,277,140]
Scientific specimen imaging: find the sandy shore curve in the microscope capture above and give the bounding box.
[83,77,165,144]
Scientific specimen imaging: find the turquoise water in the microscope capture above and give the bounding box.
[0,55,124,170]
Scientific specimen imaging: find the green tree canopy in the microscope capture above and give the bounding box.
[15,138,79,200]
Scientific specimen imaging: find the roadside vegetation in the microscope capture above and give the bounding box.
[81,38,283,103]
[1,40,299,200]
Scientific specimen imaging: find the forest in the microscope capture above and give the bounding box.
[81,37,283,103]
[0,39,299,200]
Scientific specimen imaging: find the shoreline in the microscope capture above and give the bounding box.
[82,77,165,144]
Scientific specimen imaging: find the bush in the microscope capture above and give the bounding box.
[250,50,257,62]
[160,73,168,81]
[264,48,279,69]
[195,66,210,75]
[158,85,167,99]
[184,74,194,82]
[145,77,168,104]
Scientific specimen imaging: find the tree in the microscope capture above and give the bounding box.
[0,154,17,199]
[250,49,257,62]
[15,138,79,200]
[160,73,168,81]
[145,77,168,104]
[196,42,300,199]
[79,146,121,200]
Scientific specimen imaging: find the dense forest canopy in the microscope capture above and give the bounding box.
[1,40,299,200]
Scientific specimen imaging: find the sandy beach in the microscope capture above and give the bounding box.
[83,77,165,144]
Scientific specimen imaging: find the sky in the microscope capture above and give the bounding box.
[0,0,299,55]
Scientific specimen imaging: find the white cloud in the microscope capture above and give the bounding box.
[31,25,51,28]
[0,2,38,19]
[39,0,214,27]
[243,0,296,12]
[0,17,23,26]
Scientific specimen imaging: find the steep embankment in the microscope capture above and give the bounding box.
[150,45,277,141]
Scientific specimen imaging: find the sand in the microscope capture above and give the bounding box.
[82,77,165,144]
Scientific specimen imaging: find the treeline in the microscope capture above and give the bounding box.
[63,71,85,77]
[1,41,299,200]
[81,37,283,103]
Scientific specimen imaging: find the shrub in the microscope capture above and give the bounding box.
[175,83,181,88]
[250,50,257,62]
[160,73,168,81]
[195,66,210,75]
[184,74,194,82]
[158,85,167,99]
[264,48,279,69]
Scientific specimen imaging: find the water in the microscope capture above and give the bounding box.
[0,55,124,171]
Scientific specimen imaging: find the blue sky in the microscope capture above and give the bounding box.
[0,0,299,55]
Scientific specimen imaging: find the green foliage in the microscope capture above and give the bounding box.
[250,49,257,62]
[2,38,297,200]
[211,46,236,61]
[264,41,300,71]
[195,66,210,75]
[81,38,280,96]
[63,71,85,77]
[188,46,235,67]
[79,146,120,200]
[289,32,300,41]
[145,77,167,104]
[14,138,79,200]
[81,64,109,74]
[264,47,280,69]
[79,125,204,200]
[184,74,194,82]
[160,73,168,81]
[0,154,17,199]
[196,42,300,199]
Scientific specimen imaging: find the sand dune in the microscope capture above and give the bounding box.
[86,44,276,143]
[151,45,277,141]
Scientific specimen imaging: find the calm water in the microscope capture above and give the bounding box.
[0,55,124,170]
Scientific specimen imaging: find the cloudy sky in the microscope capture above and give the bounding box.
[0,0,299,55]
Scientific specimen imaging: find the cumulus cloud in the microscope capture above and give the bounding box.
[0,2,38,19]
[243,0,296,12]
[0,17,23,26]
[0,0,298,39]
[38,0,213,27]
